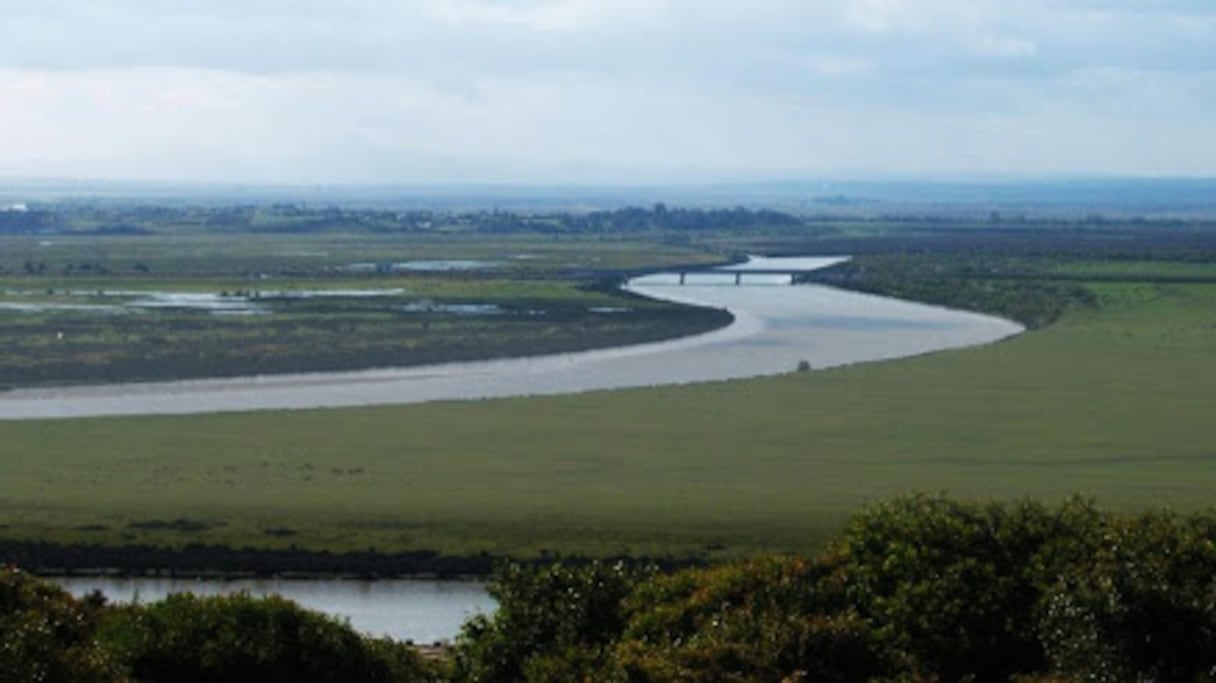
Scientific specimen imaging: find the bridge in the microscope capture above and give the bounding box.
[616,256,848,286]
[673,270,797,285]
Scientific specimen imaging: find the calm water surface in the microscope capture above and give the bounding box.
[52,577,494,643]
[0,257,1024,419]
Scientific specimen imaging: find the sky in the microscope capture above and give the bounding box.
[1,1,1214,185]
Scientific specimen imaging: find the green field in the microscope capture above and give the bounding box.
[1,276,1213,561]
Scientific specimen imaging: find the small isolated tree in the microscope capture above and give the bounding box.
[796,360,812,373]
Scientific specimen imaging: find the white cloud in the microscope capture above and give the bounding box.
[0,1,1213,182]
[803,55,877,78]
[969,36,1038,59]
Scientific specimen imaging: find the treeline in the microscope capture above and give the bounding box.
[756,223,1216,263]
[549,204,802,234]
[0,209,57,234]
[10,203,808,236]
[11,200,1216,237]
[7,496,1216,681]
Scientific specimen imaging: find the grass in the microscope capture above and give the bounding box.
[1,277,1213,561]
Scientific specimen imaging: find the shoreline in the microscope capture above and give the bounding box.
[3,537,703,581]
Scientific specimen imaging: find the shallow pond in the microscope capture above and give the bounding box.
[51,576,494,643]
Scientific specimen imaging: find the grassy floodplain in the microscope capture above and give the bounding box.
[1,272,1213,561]
[0,233,729,388]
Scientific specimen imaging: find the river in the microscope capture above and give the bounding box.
[0,256,1023,419]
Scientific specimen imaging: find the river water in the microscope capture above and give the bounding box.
[0,257,1023,419]
[51,576,494,643]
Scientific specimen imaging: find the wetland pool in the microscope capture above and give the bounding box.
[52,576,494,643]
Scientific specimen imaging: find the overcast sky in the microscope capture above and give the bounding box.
[1,1,1213,184]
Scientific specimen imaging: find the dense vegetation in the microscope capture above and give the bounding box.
[0,566,435,682]
[6,496,1216,681]
[450,496,1216,682]
[802,255,1100,328]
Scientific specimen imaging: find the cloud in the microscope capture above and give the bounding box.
[0,1,1213,182]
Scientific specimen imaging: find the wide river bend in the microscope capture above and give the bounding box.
[0,257,1023,419]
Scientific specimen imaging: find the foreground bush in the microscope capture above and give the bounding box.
[1,568,436,683]
[98,592,432,683]
[453,496,1216,681]
[612,557,885,682]
[450,561,645,682]
[0,566,126,683]
[1038,511,1216,681]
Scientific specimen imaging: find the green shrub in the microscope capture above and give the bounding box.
[450,561,646,682]
[1038,511,1216,681]
[614,557,884,682]
[97,591,432,683]
[0,566,127,683]
[828,494,1110,679]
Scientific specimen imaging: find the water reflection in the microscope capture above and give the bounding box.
[52,576,494,643]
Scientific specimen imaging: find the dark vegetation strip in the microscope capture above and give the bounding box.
[0,539,704,580]
[801,257,1098,328]
[0,304,731,390]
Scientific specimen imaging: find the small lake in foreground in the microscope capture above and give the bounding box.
[51,576,495,643]
[0,256,1024,419]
